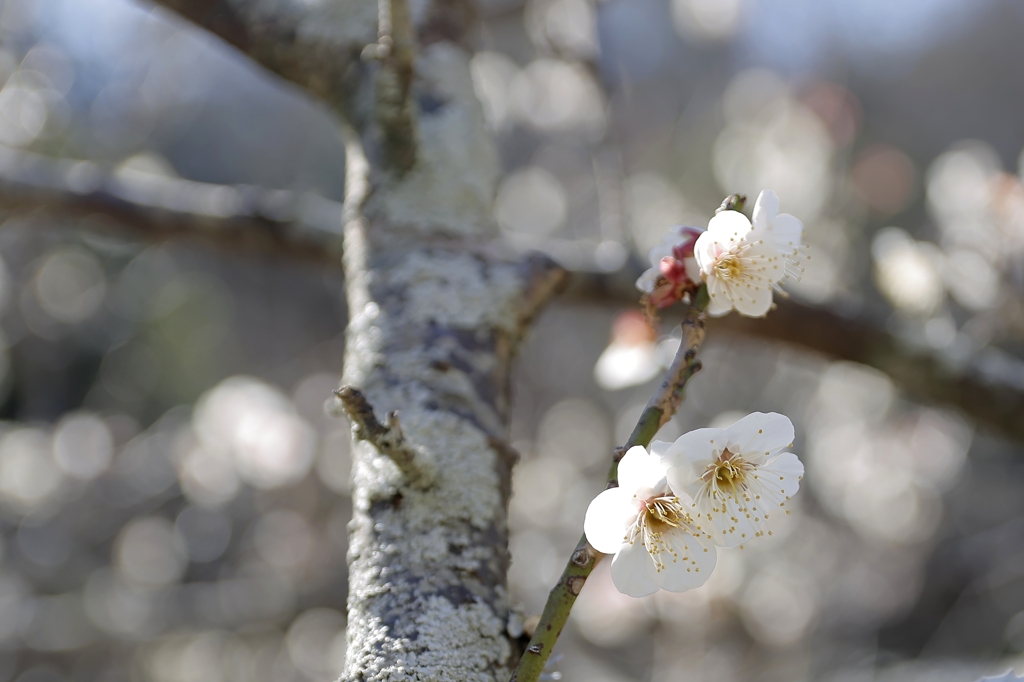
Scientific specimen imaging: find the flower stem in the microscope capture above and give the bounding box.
[509,295,708,682]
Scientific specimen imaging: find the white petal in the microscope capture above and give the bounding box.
[657,527,717,592]
[769,213,803,253]
[666,464,699,501]
[665,428,722,468]
[752,451,803,513]
[693,232,716,273]
[649,439,673,460]
[741,240,787,285]
[636,267,659,294]
[752,190,779,231]
[617,445,666,493]
[610,537,660,597]
[731,283,773,317]
[725,412,795,461]
[584,487,635,554]
[705,275,734,316]
[706,210,752,249]
[664,427,723,498]
[684,257,701,283]
[695,490,763,548]
[647,242,673,268]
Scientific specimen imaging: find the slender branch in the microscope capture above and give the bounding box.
[0,144,344,263]
[366,0,418,172]
[510,303,707,682]
[333,386,434,488]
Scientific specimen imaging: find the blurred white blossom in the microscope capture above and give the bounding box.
[594,311,660,390]
[193,377,316,491]
[872,227,945,315]
[715,71,833,221]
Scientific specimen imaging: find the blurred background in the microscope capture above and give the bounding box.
[0,0,1022,680]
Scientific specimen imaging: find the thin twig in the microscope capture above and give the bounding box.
[509,302,707,682]
[333,386,434,488]
[366,0,418,173]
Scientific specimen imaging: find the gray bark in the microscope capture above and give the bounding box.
[149,0,566,678]
[337,107,564,680]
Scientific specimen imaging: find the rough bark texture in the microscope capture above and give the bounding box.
[332,13,568,678]
[149,0,568,678]
[339,122,565,679]
[335,65,565,667]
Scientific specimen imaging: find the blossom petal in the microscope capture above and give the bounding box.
[610,538,660,597]
[684,258,701,284]
[696,489,763,548]
[663,428,723,498]
[741,240,787,285]
[770,213,803,254]
[694,232,717,273]
[664,427,722,468]
[656,527,717,592]
[705,275,734,316]
[636,267,659,293]
[647,241,674,268]
[725,412,795,461]
[649,439,673,460]
[584,487,635,554]
[705,210,753,250]
[752,451,803,516]
[752,190,779,231]
[731,282,773,317]
[617,445,667,493]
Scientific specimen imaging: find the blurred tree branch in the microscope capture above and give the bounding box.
[715,299,1024,443]
[2,143,1015,444]
[1,148,1021,446]
[147,0,378,119]
[565,273,1024,445]
[0,144,345,262]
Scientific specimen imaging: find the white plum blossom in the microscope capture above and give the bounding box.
[636,226,704,310]
[593,311,661,390]
[663,412,804,548]
[751,189,805,260]
[584,444,717,598]
[694,190,804,317]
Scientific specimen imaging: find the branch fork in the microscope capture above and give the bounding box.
[333,386,434,488]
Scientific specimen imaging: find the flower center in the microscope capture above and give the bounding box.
[627,494,688,572]
[701,448,754,496]
[714,253,745,281]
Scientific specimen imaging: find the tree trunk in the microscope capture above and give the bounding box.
[334,29,566,682]
[150,0,566,676]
